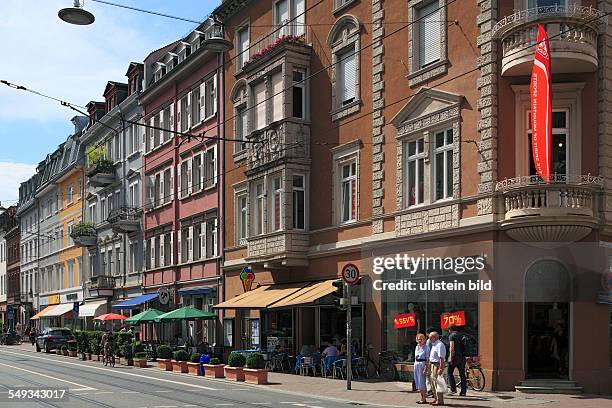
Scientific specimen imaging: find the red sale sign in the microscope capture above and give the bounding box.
[394,313,417,329]
[440,311,466,329]
[530,24,552,183]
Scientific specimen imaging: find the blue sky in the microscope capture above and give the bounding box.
[0,0,217,204]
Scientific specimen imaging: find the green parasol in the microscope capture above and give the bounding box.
[124,308,164,325]
[154,307,217,322]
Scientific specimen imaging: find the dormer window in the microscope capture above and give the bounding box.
[155,63,166,81]
[178,42,192,63]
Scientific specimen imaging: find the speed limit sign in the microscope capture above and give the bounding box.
[341,263,360,285]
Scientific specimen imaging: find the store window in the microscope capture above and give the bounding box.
[224,319,234,347]
[242,318,260,349]
[262,309,293,352]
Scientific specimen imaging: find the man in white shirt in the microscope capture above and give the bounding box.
[322,344,339,357]
[428,332,446,406]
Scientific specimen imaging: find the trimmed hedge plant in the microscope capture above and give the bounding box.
[173,350,190,362]
[246,353,265,369]
[156,345,172,359]
[227,352,246,368]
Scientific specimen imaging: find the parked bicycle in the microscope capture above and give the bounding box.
[103,344,115,367]
[364,344,399,380]
[450,357,485,391]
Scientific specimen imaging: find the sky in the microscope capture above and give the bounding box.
[0,0,216,205]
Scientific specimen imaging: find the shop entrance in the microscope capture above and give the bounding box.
[525,260,571,379]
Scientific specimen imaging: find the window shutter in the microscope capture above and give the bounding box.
[149,117,155,149]
[201,221,207,258]
[213,73,218,114]
[272,71,283,122]
[150,237,155,269]
[212,218,218,256]
[147,175,154,208]
[339,50,356,103]
[240,29,249,66]
[212,145,218,186]
[169,232,174,265]
[143,239,148,270]
[200,82,206,120]
[177,229,182,264]
[188,226,193,261]
[253,81,266,130]
[419,2,441,66]
[159,172,165,205]
[200,152,205,188]
[170,103,175,133]
[159,234,165,267]
[170,166,175,200]
[187,92,192,128]
[159,109,165,140]
[187,158,193,195]
[177,162,182,199]
[241,108,249,142]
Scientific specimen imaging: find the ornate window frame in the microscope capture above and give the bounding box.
[407,0,449,87]
[331,139,361,225]
[327,15,362,121]
[231,79,249,161]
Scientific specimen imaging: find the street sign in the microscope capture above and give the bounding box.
[73,302,80,316]
[341,263,360,285]
[158,288,171,305]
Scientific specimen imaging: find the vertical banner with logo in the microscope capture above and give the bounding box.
[530,24,552,182]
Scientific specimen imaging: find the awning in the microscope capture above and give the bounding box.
[78,300,107,317]
[30,305,57,320]
[178,287,213,297]
[111,294,158,310]
[269,280,337,308]
[214,282,309,309]
[43,303,74,318]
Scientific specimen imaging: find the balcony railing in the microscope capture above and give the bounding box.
[246,120,310,173]
[88,275,115,298]
[495,174,603,246]
[20,292,33,303]
[491,5,604,76]
[86,159,116,188]
[107,206,142,234]
[245,24,310,69]
[70,221,98,247]
[246,230,309,267]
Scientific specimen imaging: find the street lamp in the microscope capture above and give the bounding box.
[58,0,95,25]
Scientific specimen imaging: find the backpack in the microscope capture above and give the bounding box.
[461,334,478,357]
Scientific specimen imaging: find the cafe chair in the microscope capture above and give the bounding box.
[333,358,346,379]
[300,356,317,376]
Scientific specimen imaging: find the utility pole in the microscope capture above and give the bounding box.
[346,281,352,390]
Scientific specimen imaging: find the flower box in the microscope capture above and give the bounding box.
[224,366,244,381]
[244,368,268,385]
[172,360,188,373]
[158,358,173,371]
[204,364,225,378]
[187,362,200,375]
[134,358,147,368]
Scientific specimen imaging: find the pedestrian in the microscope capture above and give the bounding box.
[413,333,430,404]
[428,331,446,406]
[551,321,568,375]
[447,324,467,396]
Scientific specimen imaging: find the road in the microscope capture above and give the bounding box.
[0,346,359,408]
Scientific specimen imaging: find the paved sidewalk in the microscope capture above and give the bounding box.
[5,344,612,408]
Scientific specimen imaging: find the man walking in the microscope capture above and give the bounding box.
[428,331,446,406]
[448,324,467,396]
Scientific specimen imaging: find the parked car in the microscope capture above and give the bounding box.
[35,328,74,353]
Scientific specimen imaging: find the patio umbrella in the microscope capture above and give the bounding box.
[94,313,128,321]
[154,307,217,323]
[124,309,163,325]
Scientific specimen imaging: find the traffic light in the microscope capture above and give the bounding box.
[332,279,344,309]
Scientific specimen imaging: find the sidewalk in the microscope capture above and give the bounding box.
[5,344,612,408]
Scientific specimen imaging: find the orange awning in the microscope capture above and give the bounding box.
[269,280,337,308]
[30,305,58,320]
[214,283,308,309]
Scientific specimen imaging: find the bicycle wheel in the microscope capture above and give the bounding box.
[379,361,397,381]
[467,367,485,391]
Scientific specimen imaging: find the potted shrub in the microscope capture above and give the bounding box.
[61,345,69,356]
[204,357,225,378]
[187,353,201,375]
[156,345,173,371]
[133,352,148,368]
[244,353,268,384]
[224,352,245,381]
[90,331,103,362]
[172,350,189,373]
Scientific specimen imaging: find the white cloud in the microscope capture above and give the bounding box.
[0,0,183,122]
[0,161,36,204]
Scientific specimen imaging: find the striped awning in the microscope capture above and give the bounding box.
[30,305,58,320]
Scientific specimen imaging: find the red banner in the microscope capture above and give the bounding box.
[440,311,466,329]
[394,313,417,329]
[530,24,552,183]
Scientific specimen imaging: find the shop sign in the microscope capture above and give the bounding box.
[341,263,360,285]
[240,266,255,292]
[48,295,60,305]
[60,292,82,304]
[158,288,171,305]
[393,312,416,329]
[440,311,466,329]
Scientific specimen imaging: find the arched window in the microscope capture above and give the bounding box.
[231,79,249,154]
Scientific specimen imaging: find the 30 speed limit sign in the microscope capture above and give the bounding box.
[341,263,360,285]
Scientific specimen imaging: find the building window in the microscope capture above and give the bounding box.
[68,260,74,288]
[204,146,217,189]
[236,106,248,152]
[162,107,171,142]
[417,1,441,68]
[254,182,265,235]
[272,177,283,231]
[340,160,357,223]
[67,185,74,204]
[193,154,203,192]
[292,71,305,119]
[527,110,568,178]
[236,26,250,70]
[434,129,453,201]
[328,16,361,120]
[292,174,305,229]
[180,95,190,132]
[253,81,266,130]
[129,181,139,207]
[192,87,201,125]
[406,139,425,206]
[237,193,248,245]
[274,0,304,36]
[206,219,218,258]
[203,76,217,120]
[224,319,234,347]
[271,71,284,122]
[527,0,566,8]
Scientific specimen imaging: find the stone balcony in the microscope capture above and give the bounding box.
[495,174,603,247]
[19,292,33,304]
[246,230,309,267]
[70,222,98,247]
[86,159,116,188]
[246,119,310,174]
[492,5,604,76]
[107,206,142,234]
[87,275,115,298]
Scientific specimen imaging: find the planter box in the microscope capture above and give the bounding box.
[56,349,63,355]
[205,364,226,378]
[187,362,200,375]
[96,355,103,362]
[115,357,122,365]
[79,353,87,360]
[134,359,148,368]
[244,368,268,385]
[125,359,134,366]
[172,360,189,373]
[62,350,69,356]
[224,366,244,381]
[68,350,77,357]
[158,359,173,371]
[85,353,92,360]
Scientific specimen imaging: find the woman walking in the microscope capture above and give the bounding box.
[414,333,430,404]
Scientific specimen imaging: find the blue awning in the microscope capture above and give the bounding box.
[178,287,213,297]
[111,294,158,309]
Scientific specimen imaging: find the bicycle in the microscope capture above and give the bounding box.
[450,357,485,392]
[364,344,399,380]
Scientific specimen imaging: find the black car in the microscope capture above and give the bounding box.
[35,328,73,353]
